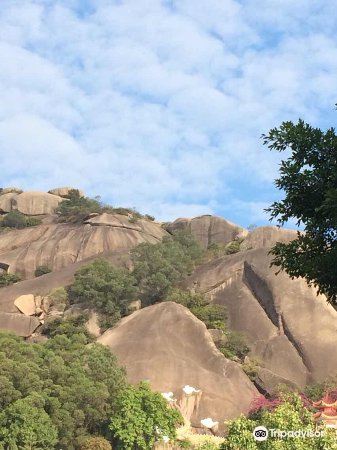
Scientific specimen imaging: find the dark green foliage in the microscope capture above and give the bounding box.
[263,119,337,302]
[0,332,126,449]
[56,190,106,222]
[131,231,203,306]
[166,289,227,330]
[0,210,42,229]
[56,190,147,223]
[35,265,52,277]
[41,315,93,340]
[0,272,21,287]
[218,331,250,362]
[0,393,58,449]
[109,381,183,450]
[68,259,137,329]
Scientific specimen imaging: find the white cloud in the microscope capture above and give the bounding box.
[0,0,336,224]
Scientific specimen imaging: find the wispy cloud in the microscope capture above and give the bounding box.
[0,0,336,224]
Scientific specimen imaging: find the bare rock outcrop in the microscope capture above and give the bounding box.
[98,301,258,426]
[166,215,247,249]
[13,191,64,215]
[0,216,167,278]
[0,312,40,337]
[48,187,84,198]
[184,246,337,391]
[14,294,36,316]
[243,226,298,249]
[0,192,18,213]
[0,191,64,215]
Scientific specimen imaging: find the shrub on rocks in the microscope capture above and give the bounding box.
[0,210,41,229]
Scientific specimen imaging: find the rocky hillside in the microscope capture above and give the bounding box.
[0,186,336,428]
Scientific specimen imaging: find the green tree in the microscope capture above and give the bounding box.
[109,381,183,450]
[56,190,105,222]
[131,231,203,305]
[0,395,58,449]
[166,289,227,330]
[0,332,126,449]
[263,119,337,302]
[68,259,137,329]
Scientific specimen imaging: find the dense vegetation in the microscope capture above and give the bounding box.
[0,332,182,450]
[110,382,183,449]
[0,210,41,229]
[263,118,337,303]
[131,230,204,306]
[56,189,149,223]
[68,259,137,329]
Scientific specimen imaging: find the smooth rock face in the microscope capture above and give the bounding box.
[13,191,64,215]
[184,243,337,391]
[14,294,36,316]
[98,302,258,426]
[48,187,84,198]
[166,215,248,249]
[0,312,40,337]
[243,226,298,249]
[0,193,18,213]
[0,217,167,278]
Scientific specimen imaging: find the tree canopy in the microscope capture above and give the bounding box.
[68,259,137,329]
[263,118,337,302]
[131,230,203,305]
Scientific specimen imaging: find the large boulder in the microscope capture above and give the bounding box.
[0,192,18,213]
[98,302,258,427]
[14,294,36,316]
[166,215,247,249]
[13,191,64,215]
[184,247,337,391]
[243,226,298,249]
[0,216,167,278]
[48,187,84,198]
[0,312,40,337]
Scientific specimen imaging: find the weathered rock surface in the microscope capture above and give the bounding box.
[166,215,247,249]
[0,312,40,337]
[98,302,258,426]
[0,216,167,278]
[0,192,18,212]
[48,187,84,198]
[14,294,36,316]
[13,191,64,215]
[243,226,298,249]
[0,191,64,215]
[184,242,337,391]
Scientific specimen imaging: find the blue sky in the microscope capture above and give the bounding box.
[1,0,337,226]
